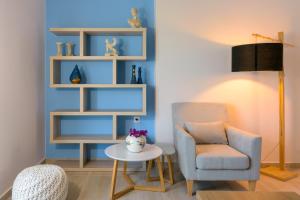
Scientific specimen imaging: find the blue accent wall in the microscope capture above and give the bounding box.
[45,0,155,159]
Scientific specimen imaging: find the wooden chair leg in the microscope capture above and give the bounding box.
[248,180,256,191]
[166,155,174,185]
[186,180,193,196]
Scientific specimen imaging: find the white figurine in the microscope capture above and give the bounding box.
[105,38,118,56]
[56,42,63,56]
[66,42,73,56]
[128,8,142,28]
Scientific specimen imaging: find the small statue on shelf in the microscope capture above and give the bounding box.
[105,38,118,56]
[70,64,81,84]
[66,42,74,56]
[130,65,137,84]
[128,8,142,28]
[137,67,143,84]
[56,42,63,56]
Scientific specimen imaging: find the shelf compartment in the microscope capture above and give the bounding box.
[50,28,146,57]
[50,115,116,144]
[82,87,146,113]
[48,35,80,56]
[51,60,113,85]
[86,35,143,57]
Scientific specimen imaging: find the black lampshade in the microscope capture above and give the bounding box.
[232,43,283,72]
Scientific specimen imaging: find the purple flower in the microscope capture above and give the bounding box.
[129,128,148,137]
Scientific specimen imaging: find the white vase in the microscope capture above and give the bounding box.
[126,135,146,153]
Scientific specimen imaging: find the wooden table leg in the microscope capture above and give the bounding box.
[110,160,119,200]
[145,155,174,185]
[146,160,154,181]
[134,157,166,192]
[156,157,166,192]
[110,158,166,197]
[123,161,135,186]
[123,161,127,174]
[110,161,134,200]
[161,155,165,172]
[167,155,174,185]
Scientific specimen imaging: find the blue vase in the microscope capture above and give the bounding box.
[130,65,137,84]
[70,64,81,84]
[137,67,143,84]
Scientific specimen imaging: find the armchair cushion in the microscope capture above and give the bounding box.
[196,144,250,170]
[185,121,228,144]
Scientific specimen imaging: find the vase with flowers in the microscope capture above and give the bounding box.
[126,128,147,153]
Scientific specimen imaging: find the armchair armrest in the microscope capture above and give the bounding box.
[174,125,196,179]
[226,124,262,179]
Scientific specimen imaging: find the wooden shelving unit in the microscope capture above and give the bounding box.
[48,28,147,171]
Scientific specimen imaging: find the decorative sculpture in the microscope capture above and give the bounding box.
[56,42,63,56]
[105,38,118,56]
[70,64,81,84]
[137,67,143,84]
[130,65,137,84]
[66,42,73,56]
[128,8,142,28]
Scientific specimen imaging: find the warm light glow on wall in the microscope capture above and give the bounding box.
[169,7,291,46]
[192,77,279,129]
[194,78,276,101]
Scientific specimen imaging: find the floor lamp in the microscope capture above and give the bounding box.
[231,32,297,181]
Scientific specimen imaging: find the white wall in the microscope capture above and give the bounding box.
[0,0,44,195]
[155,0,300,163]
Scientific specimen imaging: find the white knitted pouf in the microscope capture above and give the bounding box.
[12,164,68,200]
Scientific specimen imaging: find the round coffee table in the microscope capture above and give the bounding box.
[105,143,165,200]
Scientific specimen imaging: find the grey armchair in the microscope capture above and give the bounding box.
[172,103,262,196]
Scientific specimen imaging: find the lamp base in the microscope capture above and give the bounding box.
[260,166,298,181]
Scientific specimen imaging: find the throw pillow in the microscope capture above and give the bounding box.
[184,121,228,144]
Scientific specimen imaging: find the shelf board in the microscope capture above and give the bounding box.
[49,28,146,36]
[51,109,146,116]
[45,159,145,172]
[50,84,146,89]
[52,135,126,144]
[50,56,146,61]
[46,160,80,169]
[83,160,144,171]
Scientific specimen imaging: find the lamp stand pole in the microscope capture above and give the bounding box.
[259,32,298,181]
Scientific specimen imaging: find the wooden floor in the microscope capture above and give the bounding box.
[5,168,300,200]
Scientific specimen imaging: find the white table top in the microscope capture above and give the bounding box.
[155,143,175,155]
[105,143,162,162]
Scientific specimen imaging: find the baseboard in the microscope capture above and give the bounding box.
[0,188,11,200]
[0,157,45,200]
[261,162,300,168]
